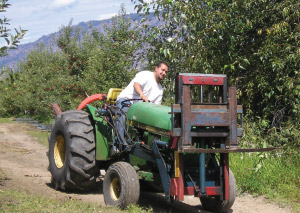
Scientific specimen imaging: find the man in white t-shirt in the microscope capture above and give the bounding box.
[117,62,169,104]
[113,62,169,152]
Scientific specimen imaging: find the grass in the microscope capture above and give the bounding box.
[0,190,152,213]
[230,120,300,212]
[0,189,141,213]
[0,117,50,145]
[230,152,300,212]
[27,129,50,147]
[0,117,14,123]
[0,118,14,134]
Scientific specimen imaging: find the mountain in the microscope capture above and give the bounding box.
[0,13,156,70]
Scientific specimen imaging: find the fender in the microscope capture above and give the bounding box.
[85,104,110,161]
[77,93,106,110]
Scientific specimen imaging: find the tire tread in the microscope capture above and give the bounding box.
[48,110,98,191]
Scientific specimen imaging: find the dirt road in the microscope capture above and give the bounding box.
[0,122,291,213]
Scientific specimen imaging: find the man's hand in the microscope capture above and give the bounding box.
[140,94,149,102]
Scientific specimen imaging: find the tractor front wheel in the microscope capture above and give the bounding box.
[200,169,237,212]
[48,110,99,191]
[103,162,140,209]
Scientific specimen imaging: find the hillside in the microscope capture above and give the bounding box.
[0,13,150,70]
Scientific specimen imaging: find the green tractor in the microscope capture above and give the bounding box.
[48,73,277,212]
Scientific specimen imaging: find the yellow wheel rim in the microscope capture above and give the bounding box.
[110,177,121,201]
[54,135,66,168]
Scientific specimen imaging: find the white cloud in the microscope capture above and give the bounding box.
[53,0,77,8]
[97,13,118,21]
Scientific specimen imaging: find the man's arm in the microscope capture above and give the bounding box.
[133,82,149,102]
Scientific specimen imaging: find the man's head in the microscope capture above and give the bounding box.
[154,62,169,83]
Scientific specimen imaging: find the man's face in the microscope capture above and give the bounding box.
[155,64,169,81]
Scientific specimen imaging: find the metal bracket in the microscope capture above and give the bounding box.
[152,140,171,202]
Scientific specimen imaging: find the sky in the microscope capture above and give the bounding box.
[1,0,142,46]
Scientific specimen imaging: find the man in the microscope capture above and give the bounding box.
[113,62,169,152]
[117,61,169,105]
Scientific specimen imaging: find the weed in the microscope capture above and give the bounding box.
[0,190,152,213]
[230,151,300,211]
[229,118,300,212]
[0,117,14,123]
[27,130,49,147]
[0,190,110,212]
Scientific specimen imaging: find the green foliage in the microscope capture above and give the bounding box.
[240,117,300,158]
[0,6,140,121]
[133,0,300,123]
[77,7,139,95]
[231,152,300,210]
[0,44,75,119]
[230,119,300,211]
[0,117,13,123]
[26,128,50,147]
[0,190,117,213]
[0,189,152,212]
[0,0,26,56]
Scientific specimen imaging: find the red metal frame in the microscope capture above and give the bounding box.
[206,186,221,196]
[184,186,197,195]
[224,153,230,200]
[172,73,234,202]
[181,75,225,86]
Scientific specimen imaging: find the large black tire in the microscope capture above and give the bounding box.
[200,169,237,212]
[48,110,99,191]
[103,162,140,209]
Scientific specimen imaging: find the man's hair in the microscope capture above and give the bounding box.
[155,61,169,68]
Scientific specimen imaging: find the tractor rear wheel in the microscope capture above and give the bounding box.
[48,110,99,191]
[200,169,236,212]
[103,161,140,209]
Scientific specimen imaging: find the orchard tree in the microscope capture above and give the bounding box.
[133,0,300,126]
[78,5,140,95]
[0,5,141,120]
[56,4,141,97]
[0,0,26,56]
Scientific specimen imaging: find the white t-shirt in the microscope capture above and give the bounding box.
[117,71,163,105]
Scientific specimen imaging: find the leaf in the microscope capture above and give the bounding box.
[263,141,267,149]
[174,17,178,23]
[255,163,262,172]
[163,49,167,57]
[239,64,246,70]
[181,13,187,20]
[230,64,235,70]
[243,58,250,65]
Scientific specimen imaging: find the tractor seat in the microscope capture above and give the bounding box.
[106,88,123,104]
